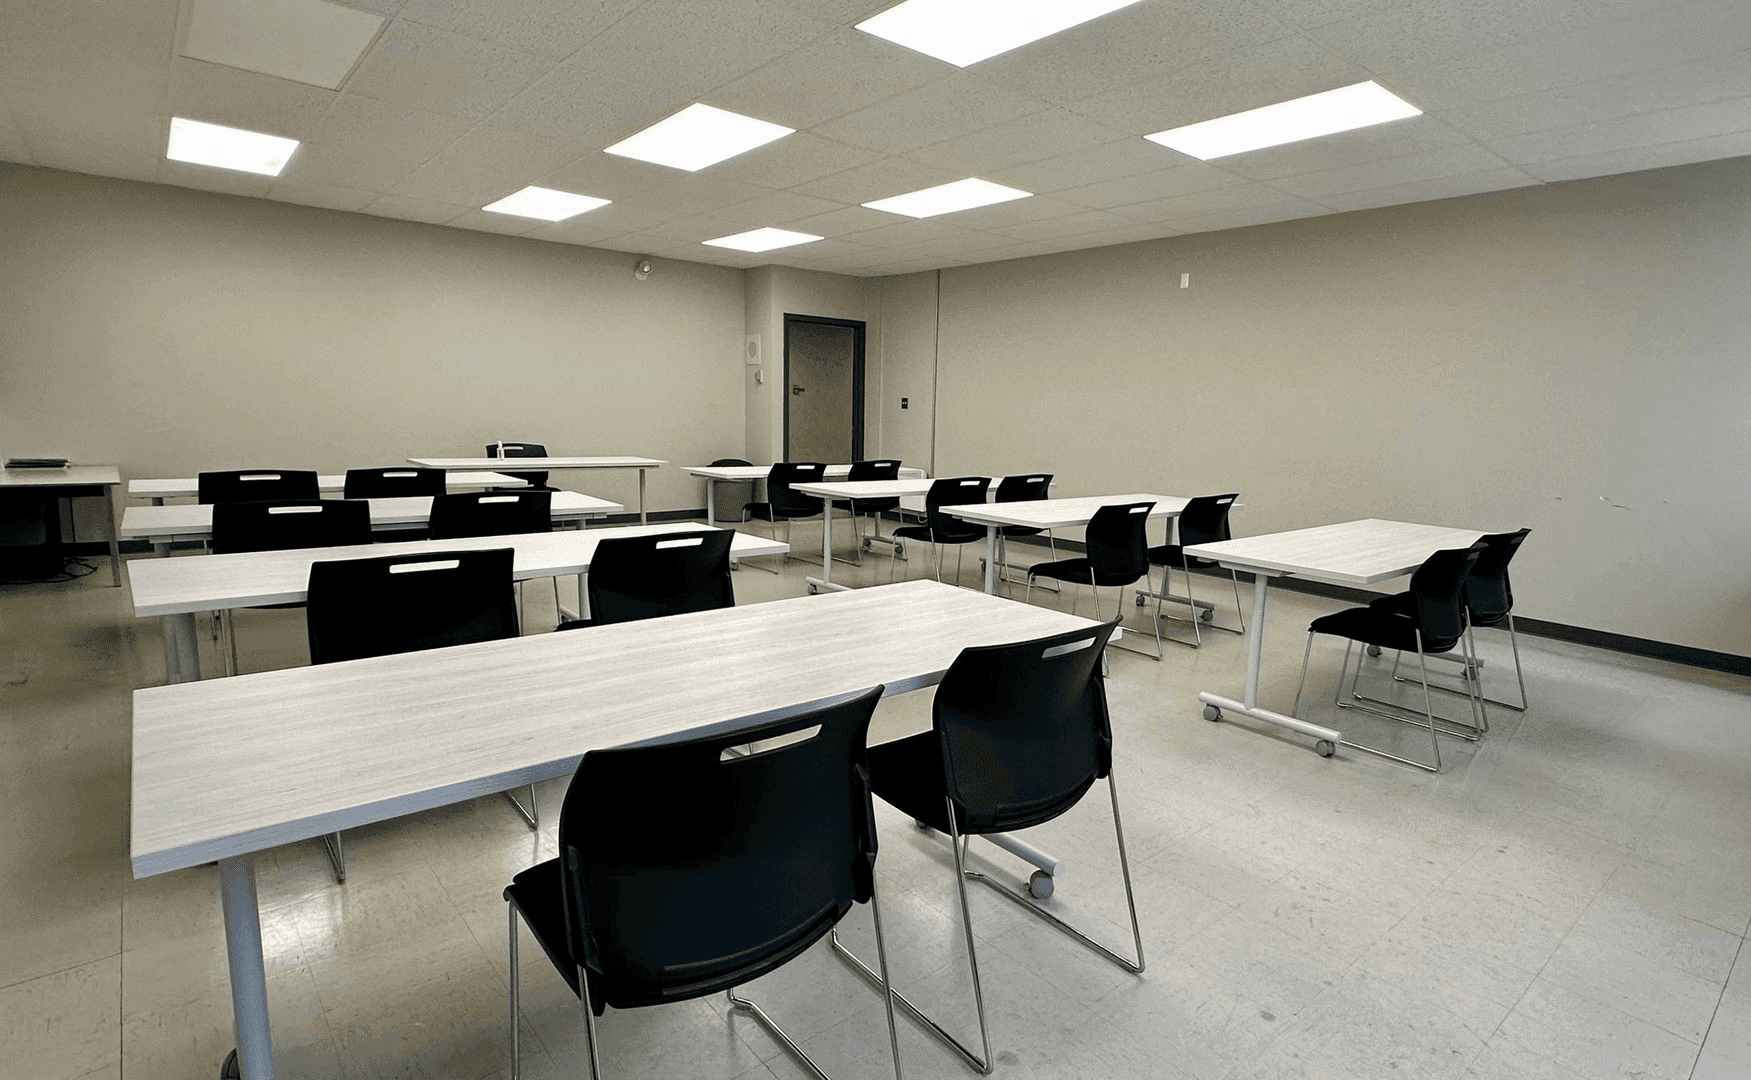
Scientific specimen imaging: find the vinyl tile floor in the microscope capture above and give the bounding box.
[3,526,1749,1080]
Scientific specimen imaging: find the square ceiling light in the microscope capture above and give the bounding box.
[863,177,1031,218]
[183,0,384,90]
[856,0,1143,67]
[482,186,611,222]
[1146,81,1423,161]
[166,117,300,176]
[604,104,795,172]
[703,228,823,253]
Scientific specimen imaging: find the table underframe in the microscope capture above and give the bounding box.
[1195,569,1343,752]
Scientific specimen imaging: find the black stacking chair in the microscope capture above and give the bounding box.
[1146,492,1245,648]
[891,476,991,586]
[1027,502,1162,659]
[209,499,372,676]
[740,461,826,564]
[341,467,446,499]
[846,458,902,564]
[1292,541,1488,773]
[707,457,753,526]
[991,473,1055,590]
[832,621,1141,1074]
[486,441,552,490]
[306,547,529,880]
[556,530,733,630]
[1371,528,1531,712]
[429,490,553,538]
[198,470,319,504]
[503,686,903,1080]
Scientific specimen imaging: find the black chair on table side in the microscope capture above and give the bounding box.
[341,467,447,499]
[1369,528,1532,713]
[198,470,319,505]
[845,458,902,564]
[740,461,826,570]
[485,441,552,490]
[891,476,991,586]
[706,457,752,528]
[502,686,903,1080]
[430,490,558,624]
[831,620,1142,1075]
[1144,492,1245,648]
[209,499,372,676]
[306,547,530,882]
[991,473,1056,592]
[1292,541,1488,773]
[556,530,734,630]
[1026,502,1163,659]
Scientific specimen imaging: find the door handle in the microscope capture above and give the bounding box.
[791,385,806,395]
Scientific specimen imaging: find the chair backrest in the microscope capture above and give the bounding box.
[558,685,886,1014]
[994,473,1052,503]
[198,470,320,504]
[342,467,446,499]
[1407,541,1488,651]
[428,490,553,539]
[1083,502,1154,584]
[486,441,549,488]
[923,476,992,533]
[587,531,735,625]
[306,548,519,663]
[933,620,1119,834]
[1465,528,1529,625]
[709,458,752,467]
[210,499,372,555]
[765,461,826,519]
[1177,493,1238,549]
[847,459,901,482]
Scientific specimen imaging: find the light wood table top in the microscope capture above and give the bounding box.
[686,464,927,482]
[410,456,666,470]
[946,493,1190,530]
[0,465,122,488]
[118,491,622,542]
[1184,518,1487,586]
[130,579,1104,877]
[791,478,935,500]
[128,472,525,500]
[127,523,785,617]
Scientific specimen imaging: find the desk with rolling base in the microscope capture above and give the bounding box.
[945,494,1198,597]
[409,457,666,523]
[790,477,935,593]
[129,579,1105,1080]
[1183,518,1488,758]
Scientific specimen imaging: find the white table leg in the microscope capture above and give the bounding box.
[637,469,647,524]
[705,479,717,525]
[105,486,122,586]
[163,613,201,683]
[219,854,275,1079]
[807,499,851,594]
[983,526,999,594]
[1196,569,1343,752]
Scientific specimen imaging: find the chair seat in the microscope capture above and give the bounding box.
[1146,543,1219,569]
[1310,606,1453,654]
[892,522,983,544]
[1029,556,1140,589]
[504,859,583,996]
[1370,588,1511,629]
[743,501,817,522]
[867,733,963,833]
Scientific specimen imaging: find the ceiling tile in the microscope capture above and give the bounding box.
[168,59,337,137]
[1310,167,1539,211]
[395,0,644,62]
[364,191,469,222]
[305,94,473,163]
[1163,199,1330,234]
[1485,92,1751,165]
[388,120,590,203]
[899,230,1030,258]
[940,194,1088,230]
[838,217,974,247]
[902,107,1131,175]
[709,190,850,228]
[989,207,1145,242]
[0,0,177,101]
[525,218,639,248]
[640,213,754,244]
[345,17,554,121]
[276,142,423,189]
[534,153,673,202]
[616,174,781,217]
[1524,128,1751,182]
[1213,115,1477,181]
[783,204,896,238]
[1032,221,1181,253]
[986,138,1195,194]
[790,155,961,205]
[550,201,674,234]
[487,60,682,148]
[1110,180,1316,222]
[705,133,883,190]
[5,89,167,178]
[265,178,381,211]
[1268,144,1516,198]
[1052,162,1248,210]
[706,26,950,131]
[811,72,1049,155]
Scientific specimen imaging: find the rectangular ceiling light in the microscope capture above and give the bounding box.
[703,227,823,253]
[856,0,1143,67]
[863,177,1031,218]
[166,116,300,177]
[483,186,611,222]
[1145,81,1423,161]
[604,103,794,172]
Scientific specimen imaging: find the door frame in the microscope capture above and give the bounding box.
[782,314,866,462]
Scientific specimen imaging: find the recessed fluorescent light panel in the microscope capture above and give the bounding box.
[856,0,1143,67]
[482,186,610,222]
[604,103,794,172]
[703,228,823,253]
[166,117,300,177]
[863,178,1031,218]
[1145,81,1422,161]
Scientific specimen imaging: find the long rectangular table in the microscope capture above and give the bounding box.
[409,456,666,523]
[1183,518,1488,757]
[0,465,123,586]
[946,493,1195,595]
[128,472,526,504]
[791,477,936,592]
[119,491,622,548]
[130,579,1105,1079]
[685,463,927,525]
[129,522,783,683]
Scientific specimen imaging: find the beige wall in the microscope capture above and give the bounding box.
[0,163,745,524]
[743,266,879,464]
[890,156,1751,655]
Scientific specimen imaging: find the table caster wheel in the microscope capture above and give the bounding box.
[1203,704,1222,722]
[1028,870,1054,900]
[1134,591,1146,607]
[1366,645,1382,658]
[913,819,933,832]
[893,542,905,558]
[1315,740,1336,758]
[1200,607,1214,622]
[221,1049,240,1079]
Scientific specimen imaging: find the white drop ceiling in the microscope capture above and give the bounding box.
[3,0,1750,277]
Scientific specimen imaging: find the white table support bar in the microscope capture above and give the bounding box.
[219,855,273,1079]
[1196,568,1344,748]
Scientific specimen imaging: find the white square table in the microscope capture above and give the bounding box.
[409,457,666,523]
[1183,518,1489,756]
[0,465,123,586]
[129,579,1106,1080]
